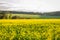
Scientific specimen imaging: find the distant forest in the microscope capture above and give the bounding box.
[0,11,60,19]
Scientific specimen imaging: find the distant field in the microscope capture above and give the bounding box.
[0,13,60,19]
[0,19,60,40]
[11,14,60,19]
[11,14,40,19]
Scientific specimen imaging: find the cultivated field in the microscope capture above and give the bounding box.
[0,19,60,40]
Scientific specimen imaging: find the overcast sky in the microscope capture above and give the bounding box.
[0,0,60,12]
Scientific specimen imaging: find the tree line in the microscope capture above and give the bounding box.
[0,11,60,19]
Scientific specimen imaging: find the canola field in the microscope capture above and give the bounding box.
[0,19,60,40]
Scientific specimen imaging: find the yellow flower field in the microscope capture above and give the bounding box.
[0,19,60,40]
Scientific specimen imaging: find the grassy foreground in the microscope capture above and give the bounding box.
[0,19,60,40]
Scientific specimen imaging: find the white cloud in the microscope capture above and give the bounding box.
[0,0,60,12]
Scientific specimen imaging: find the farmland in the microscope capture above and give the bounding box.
[0,11,60,19]
[0,19,60,40]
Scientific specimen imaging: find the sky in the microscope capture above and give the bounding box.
[0,0,60,12]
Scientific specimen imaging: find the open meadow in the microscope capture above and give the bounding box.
[0,19,60,40]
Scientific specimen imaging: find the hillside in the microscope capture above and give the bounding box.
[0,11,60,16]
[0,11,60,19]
